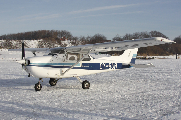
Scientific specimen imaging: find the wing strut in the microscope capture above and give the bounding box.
[61,50,91,76]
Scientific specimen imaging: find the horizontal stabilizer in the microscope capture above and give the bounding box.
[131,63,155,68]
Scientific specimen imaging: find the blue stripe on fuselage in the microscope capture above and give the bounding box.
[31,63,80,66]
[28,63,130,70]
[76,63,130,70]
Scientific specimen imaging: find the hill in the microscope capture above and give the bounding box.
[0,30,181,56]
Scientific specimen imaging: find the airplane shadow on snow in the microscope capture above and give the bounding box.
[0,100,137,120]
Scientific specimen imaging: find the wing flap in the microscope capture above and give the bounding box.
[92,37,173,52]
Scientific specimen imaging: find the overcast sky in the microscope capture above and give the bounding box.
[0,0,180,40]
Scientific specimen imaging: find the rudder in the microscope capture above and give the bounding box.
[119,48,138,64]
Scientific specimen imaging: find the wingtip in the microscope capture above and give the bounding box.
[154,37,174,43]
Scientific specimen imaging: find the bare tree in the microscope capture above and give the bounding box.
[57,30,73,40]
[174,35,181,44]
[149,31,168,38]
[89,33,107,44]
[112,34,123,41]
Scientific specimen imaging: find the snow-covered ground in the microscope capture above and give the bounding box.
[0,51,181,119]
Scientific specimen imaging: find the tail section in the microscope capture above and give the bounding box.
[120,48,138,64]
[97,48,138,64]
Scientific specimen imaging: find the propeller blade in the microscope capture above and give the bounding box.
[22,41,25,59]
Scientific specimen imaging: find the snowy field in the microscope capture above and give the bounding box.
[0,50,181,119]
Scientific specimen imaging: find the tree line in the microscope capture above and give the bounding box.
[0,30,181,56]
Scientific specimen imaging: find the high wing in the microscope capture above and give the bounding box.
[50,37,174,54]
[8,37,174,54]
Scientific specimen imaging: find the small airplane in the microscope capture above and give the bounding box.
[9,37,174,91]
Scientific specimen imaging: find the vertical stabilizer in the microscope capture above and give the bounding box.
[120,48,138,64]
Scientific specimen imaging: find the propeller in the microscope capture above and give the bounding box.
[15,41,26,65]
[22,41,25,60]
[21,41,26,68]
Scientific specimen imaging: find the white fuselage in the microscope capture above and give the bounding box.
[23,53,135,79]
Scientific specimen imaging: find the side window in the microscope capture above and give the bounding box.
[69,56,75,60]
[66,53,80,61]
[82,55,91,61]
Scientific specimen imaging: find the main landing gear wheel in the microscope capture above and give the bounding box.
[82,80,90,89]
[49,78,57,86]
[34,82,42,91]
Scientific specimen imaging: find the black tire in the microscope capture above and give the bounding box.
[49,78,57,86]
[82,80,90,89]
[34,83,42,91]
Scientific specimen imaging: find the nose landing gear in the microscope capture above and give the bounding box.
[34,78,59,91]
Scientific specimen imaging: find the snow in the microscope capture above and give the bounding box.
[0,51,181,119]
